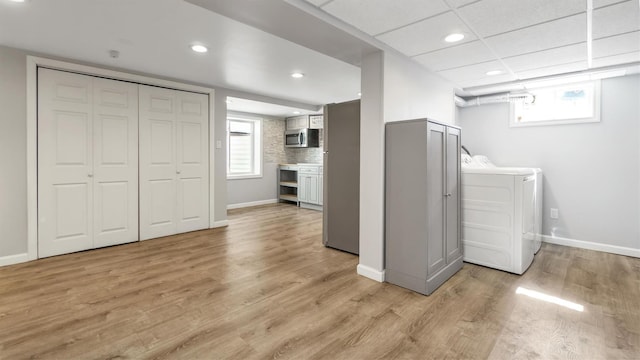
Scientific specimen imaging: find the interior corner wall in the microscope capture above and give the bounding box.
[0,46,28,257]
[383,52,455,125]
[213,89,229,223]
[359,50,385,278]
[458,74,640,250]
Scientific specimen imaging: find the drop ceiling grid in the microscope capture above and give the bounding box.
[412,40,497,71]
[320,0,451,36]
[455,0,586,38]
[301,0,640,89]
[592,0,640,39]
[375,11,477,56]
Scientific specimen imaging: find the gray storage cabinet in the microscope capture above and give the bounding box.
[385,119,463,295]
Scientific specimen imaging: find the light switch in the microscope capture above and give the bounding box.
[216,140,222,149]
[550,208,559,219]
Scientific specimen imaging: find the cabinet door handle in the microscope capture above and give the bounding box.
[176,170,181,174]
[444,193,452,197]
[88,173,93,178]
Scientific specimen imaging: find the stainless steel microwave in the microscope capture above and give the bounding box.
[285,129,320,148]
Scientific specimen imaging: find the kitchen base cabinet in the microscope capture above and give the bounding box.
[298,164,323,211]
[385,119,462,295]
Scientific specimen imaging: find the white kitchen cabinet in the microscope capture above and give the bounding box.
[309,115,324,129]
[297,164,322,210]
[285,115,309,130]
[385,119,462,295]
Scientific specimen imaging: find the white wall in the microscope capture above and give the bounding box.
[359,50,456,281]
[227,112,285,207]
[459,75,640,251]
[383,52,455,125]
[0,46,28,256]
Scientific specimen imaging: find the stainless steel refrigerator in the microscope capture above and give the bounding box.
[322,100,360,254]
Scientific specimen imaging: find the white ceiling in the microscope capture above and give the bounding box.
[0,0,361,110]
[305,0,640,89]
[0,0,638,113]
[227,97,322,117]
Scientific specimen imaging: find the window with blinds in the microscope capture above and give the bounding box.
[227,116,262,178]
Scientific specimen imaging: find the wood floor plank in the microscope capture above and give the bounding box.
[1,203,639,359]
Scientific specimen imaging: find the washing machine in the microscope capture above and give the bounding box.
[461,155,543,274]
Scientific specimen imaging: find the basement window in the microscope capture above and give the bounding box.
[511,81,601,127]
[227,116,262,179]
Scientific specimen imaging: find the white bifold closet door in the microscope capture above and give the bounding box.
[38,68,139,257]
[139,85,209,240]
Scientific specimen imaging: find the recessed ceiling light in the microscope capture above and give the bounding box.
[444,33,465,43]
[190,44,208,53]
[486,70,503,76]
[291,72,304,78]
[9,0,27,2]
[357,92,362,97]
[293,111,301,114]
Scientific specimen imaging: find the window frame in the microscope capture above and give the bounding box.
[226,114,263,180]
[510,80,601,128]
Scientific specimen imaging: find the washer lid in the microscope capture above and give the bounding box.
[462,166,537,175]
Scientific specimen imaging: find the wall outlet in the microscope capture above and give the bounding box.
[550,208,559,219]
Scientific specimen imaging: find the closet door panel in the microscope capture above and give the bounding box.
[139,85,177,240]
[176,92,209,233]
[38,68,94,257]
[93,78,139,247]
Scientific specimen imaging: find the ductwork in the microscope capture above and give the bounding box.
[455,93,535,108]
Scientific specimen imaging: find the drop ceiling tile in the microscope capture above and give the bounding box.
[444,0,480,8]
[515,61,588,80]
[593,1,640,39]
[592,51,640,67]
[437,60,512,83]
[303,0,329,6]
[593,0,626,8]
[485,14,587,58]
[376,11,476,56]
[502,43,587,72]
[592,31,640,58]
[456,0,585,37]
[456,74,517,88]
[413,40,497,71]
[321,0,449,36]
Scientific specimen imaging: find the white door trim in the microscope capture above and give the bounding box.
[26,56,216,263]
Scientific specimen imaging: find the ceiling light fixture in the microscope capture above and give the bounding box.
[444,33,465,43]
[190,44,208,53]
[293,111,301,114]
[291,72,304,78]
[486,70,503,76]
[357,92,362,97]
[9,0,27,2]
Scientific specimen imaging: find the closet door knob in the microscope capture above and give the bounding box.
[88,173,93,178]
[176,170,181,174]
[444,193,451,197]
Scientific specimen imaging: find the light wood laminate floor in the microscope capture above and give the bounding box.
[1,204,639,359]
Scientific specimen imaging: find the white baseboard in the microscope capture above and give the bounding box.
[542,235,640,258]
[0,252,31,267]
[357,264,385,282]
[227,199,278,210]
[211,220,229,228]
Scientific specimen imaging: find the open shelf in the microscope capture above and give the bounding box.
[279,194,298,202]
[279,181,298,188]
